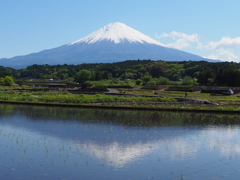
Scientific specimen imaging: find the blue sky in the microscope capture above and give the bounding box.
[1,0,240,62]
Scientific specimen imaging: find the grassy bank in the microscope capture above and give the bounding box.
[1,87,240,112]
[0,90,175,104]
[123,89,240,104]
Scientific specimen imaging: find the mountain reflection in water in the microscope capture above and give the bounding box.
[1,104,240,180]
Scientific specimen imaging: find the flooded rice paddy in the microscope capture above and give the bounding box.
[0,104,240,179]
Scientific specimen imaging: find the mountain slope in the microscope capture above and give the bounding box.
[0,22,218,68]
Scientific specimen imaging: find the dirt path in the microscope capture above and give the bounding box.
[106,88,120,94]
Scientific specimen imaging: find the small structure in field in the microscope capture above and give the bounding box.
[222,89,234,95]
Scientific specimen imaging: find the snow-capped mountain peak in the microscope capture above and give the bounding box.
[1,22,218,68]
[68,22,164,46]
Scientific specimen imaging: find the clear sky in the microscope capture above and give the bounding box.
[1,0,240,62]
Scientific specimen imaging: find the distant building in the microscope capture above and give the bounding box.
[48,79,54,82]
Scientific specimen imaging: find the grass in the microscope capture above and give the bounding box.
[1,86,240,112]
[0,90,176,104]
[124,89,240,104]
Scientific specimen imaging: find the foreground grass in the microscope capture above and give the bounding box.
[123,89,240,104]
[0,91,175,104]
[1,87,240,112]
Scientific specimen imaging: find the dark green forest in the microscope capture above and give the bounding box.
[1,60,240,86]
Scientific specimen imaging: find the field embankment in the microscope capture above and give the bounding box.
[1,86,240,113]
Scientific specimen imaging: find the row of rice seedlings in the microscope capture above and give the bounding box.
[0,126,95,173]
[0,120,139,172]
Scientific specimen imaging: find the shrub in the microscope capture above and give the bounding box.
[135,79,142,85]
[92,82,108,88]
[4,76,14,86]
[142,75,152,85]
[156,76,169,85]
[182,76,194,85]
[0,77,4,84]
[146,80,156,85]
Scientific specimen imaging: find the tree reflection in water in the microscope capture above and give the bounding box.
[0,104,240,180]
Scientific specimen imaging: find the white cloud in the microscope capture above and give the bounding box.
[206,36,240,50]
[155,31,202,49]
[205,49,238,62]
[156,31,240,62]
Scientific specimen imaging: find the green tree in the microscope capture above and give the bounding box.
[182,76,194,85]
[142,75,152,85]
[74,69,92,89]
[197,67,214,85]
[146,80,156,85]
[156,76,169,85]
[165,63,184,81]
[4,76,14,86]
[0,77,4,84]
[146,61,167,78]
[135,79,142,85]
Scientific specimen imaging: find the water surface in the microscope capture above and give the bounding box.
[0,104,240,179]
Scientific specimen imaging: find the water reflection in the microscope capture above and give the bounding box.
[1,104,240,179]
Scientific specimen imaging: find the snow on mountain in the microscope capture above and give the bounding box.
[68,22,164,46]
[0,22,220,68]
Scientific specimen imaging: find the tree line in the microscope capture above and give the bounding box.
[0,60,240,86]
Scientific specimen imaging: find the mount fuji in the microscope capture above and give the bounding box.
[0,22,218,68]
